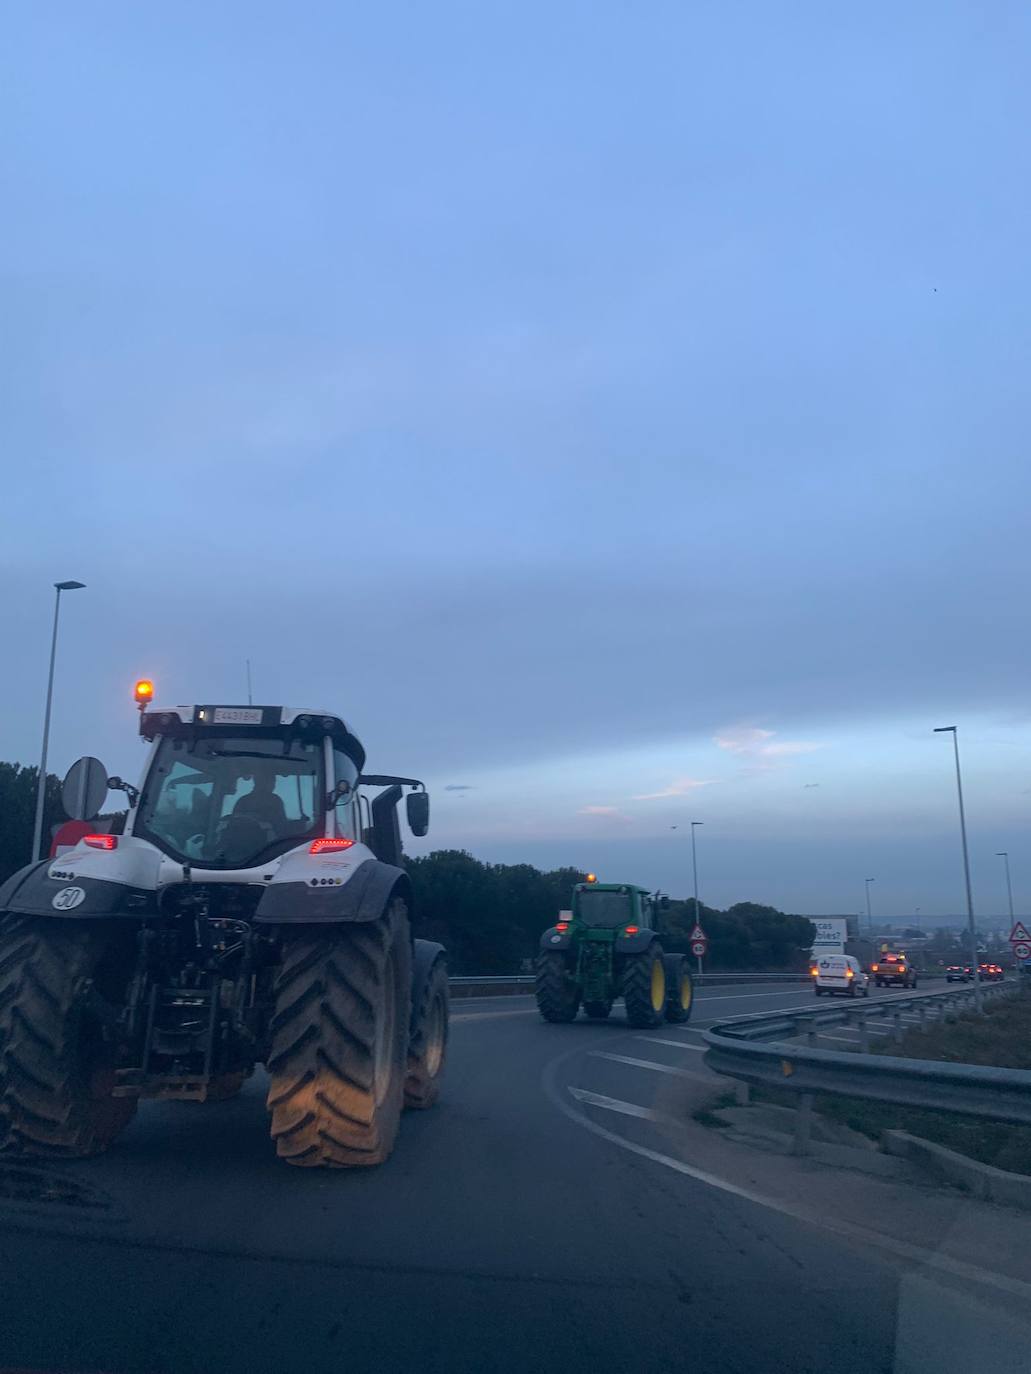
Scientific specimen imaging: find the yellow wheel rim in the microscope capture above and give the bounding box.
[650,960,666,1012]
[680,973,692,1011]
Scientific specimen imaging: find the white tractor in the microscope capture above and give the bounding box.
[0,690,448,1167]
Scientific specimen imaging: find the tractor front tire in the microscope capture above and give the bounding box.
[623,942,666,1028]
[0,916,136,1158]
[266,898,411,1168]
[535,952,581,1023]
[405,955,448,1110]
[664,957,694,1024]
[583,1001,612,1020]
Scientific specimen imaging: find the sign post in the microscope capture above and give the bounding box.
[690,923,708,977]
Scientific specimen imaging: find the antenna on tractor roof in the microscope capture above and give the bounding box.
[246,659,253,706]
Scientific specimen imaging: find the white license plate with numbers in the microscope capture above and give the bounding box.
[212,707,263,725]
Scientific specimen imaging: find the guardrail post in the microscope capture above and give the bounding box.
[858,1013,870,1053]
[919,1004,928,1034]
[794,1093,814,1156]
[804,1026,816,1048]
[893,1010,903,1044]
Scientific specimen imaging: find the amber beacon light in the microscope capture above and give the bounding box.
[134,679,155,710]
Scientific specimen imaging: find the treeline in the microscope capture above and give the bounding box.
[0,763,61,885]
[0,766,815,974]
[406,849,816,975]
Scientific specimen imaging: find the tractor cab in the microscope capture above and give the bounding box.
[571,881,657,937]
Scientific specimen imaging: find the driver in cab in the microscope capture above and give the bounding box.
[232,772,288,832]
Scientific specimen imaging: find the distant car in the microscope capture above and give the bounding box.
[945,964,971,983]
[813,954,870,998]
[871,953,917,988]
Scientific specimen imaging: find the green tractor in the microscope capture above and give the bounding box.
[535,880,694,1027]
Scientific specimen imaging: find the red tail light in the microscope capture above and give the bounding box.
[555,922,569,932]
[623,925,639,935]
[871,964,879,972]
[309,838,355,854]
[84,834,117,850]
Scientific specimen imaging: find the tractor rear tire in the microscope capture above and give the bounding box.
[535,952,581,1023]
[405,954,448,1110]
[623,942,666,1028]
[0,916,137,1157]
[266,898,411,1168]
[664,957,694,1024]
[583,1001,612,1020]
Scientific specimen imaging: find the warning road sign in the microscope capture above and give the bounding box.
[1009,922,1031,944]
[689,923,707,942]
[691,940,707,957]
[1012,941,1031,961]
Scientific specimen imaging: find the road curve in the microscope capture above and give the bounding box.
[1,983,1029,1374]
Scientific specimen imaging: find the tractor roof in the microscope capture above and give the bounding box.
[139,704,366,769]
[576,881,652,895]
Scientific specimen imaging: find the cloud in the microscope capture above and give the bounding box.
[714,725,822,769]
[578,805,632,822]
[444,784,475,791]
[631,777,712,801]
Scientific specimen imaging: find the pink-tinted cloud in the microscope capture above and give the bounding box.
[631,777,712,801]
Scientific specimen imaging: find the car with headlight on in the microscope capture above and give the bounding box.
[946,964,972,982]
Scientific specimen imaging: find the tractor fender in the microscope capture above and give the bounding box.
[615,929,660,956]
[410,939,447,1038]
[0,854,160,920]
[539,925,574,952]
[255,857,412,925]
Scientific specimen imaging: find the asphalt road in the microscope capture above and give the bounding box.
[1,981,1029,1374]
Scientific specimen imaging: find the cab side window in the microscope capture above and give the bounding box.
[333,750,359,839]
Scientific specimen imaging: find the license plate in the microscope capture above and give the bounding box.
[212,707,263,725]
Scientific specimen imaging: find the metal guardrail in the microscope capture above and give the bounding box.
[449,970,810,995]
[703,981,1031,1147]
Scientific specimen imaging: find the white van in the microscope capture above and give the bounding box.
[812,954,869,998]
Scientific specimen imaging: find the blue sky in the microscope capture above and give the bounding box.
[3,3,1030,918]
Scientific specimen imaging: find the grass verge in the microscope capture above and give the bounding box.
[816,989,1031,1174]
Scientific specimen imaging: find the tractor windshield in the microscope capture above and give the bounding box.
[135,733,324,868]
[576,888,634,928]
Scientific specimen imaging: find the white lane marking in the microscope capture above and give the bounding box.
[569,1088,658,1120]
[697,989,816,1002]
[451,1009,540,1022]
[636,1036,707,1052]
[591,1052,689,1075]
[541,1048,1031,1307]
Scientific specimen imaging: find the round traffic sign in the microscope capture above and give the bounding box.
[691,940,707,957]
[1013,941,1031,961]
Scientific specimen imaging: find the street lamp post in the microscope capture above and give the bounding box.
[690,822,704,975]
[934,726,981,1011]
[865,877,875,935]
[31,580,85,863]
[996,852,1015,926]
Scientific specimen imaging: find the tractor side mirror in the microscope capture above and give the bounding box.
[661,895,670,909]
[61,756,109,821]
[406,790,430,837]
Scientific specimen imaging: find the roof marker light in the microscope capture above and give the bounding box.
[310,838,355,854]
[84,834,118,850]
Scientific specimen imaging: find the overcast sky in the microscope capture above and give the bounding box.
[3,3,1030,919]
